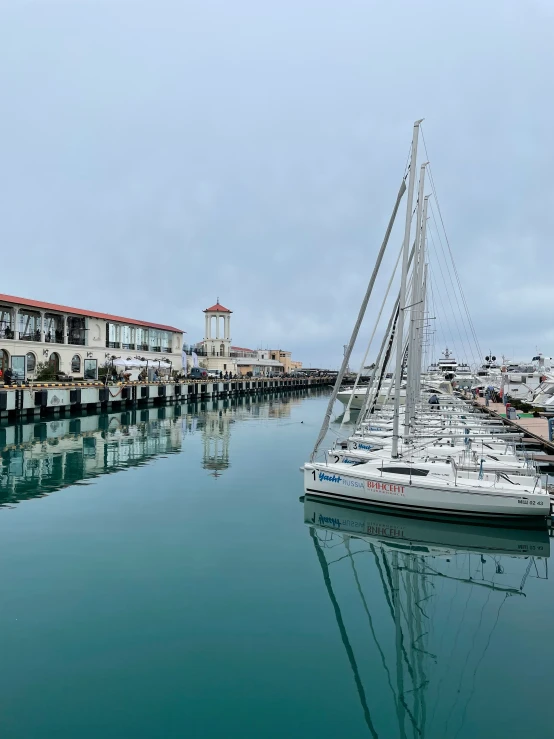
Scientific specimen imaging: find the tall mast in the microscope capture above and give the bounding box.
[391,120,422,458]
[404,163,427,431]
[414,197,430,398]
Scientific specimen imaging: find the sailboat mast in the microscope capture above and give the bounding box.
[391,120,422,458]
[404,163,427,431]
[414,197,430,398]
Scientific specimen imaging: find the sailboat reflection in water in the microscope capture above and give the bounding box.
[305,496,549,737]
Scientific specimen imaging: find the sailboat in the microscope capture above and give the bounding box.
[302,121,551,526]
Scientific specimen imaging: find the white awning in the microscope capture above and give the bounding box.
[235,358,283,367]
[113,358,172,368]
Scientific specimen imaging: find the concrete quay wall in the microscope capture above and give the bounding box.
[0,376,333,421]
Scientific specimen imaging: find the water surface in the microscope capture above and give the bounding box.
[0,391,551,738]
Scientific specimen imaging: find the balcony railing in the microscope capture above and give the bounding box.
[136,344,148,351]
[161,347,172,353]
[69,337,86,346]
[19,331,41,342]
[107,341,120,348]
[45,332,64,344]
[122,344,135,350]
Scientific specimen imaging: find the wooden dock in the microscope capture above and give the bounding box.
[473,397,554,454]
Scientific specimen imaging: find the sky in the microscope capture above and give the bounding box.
[1,0,553,369]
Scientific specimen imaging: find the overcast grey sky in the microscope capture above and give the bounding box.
[1,0,553,368]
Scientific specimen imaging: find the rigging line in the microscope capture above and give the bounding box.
[427,270,437,371]
[310,177,407,463]
[429,579,474,725]
[428,266,458,360]
[429,263,459,362]
[453,594,509,739]
[345,541,422,736]
[427,226,471,364]
[419,127,482,361]
[403,563,421,732]
[380,549,419,688]
[392,551,409,739]
[339,239,405,433]
[428,202,477,367]
[413,559,432,739]
[309,528,380,739]
[428,179,483,364]
[427,222,472,368]
[443,587,493,736]
[419,127,482,351]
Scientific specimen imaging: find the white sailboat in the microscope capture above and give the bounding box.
[302,121,551,526]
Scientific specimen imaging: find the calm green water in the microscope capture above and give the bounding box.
[0,391,551,739]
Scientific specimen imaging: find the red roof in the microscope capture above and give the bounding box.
[231,345,256,353]
[204,302,232,313]
[0,293,184,333]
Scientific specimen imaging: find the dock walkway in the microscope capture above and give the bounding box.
[473,397,554,454]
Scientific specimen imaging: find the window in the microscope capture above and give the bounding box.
[136,328,148,350]
[84,358,97,380]
[149,329,160,351]
[121,325,134,349]
[107,323,120,348]
[67,316,85,346]
[160,331,170,351]
[71,355,81,372]
[44,314,64,343]
[26,352,36,372]
[382,467,429,477]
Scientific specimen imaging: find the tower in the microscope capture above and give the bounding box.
[202,300,236,373]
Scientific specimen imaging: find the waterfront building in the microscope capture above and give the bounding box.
[0,293,184,380]
[267,349,303,374]
[190,301,301,377]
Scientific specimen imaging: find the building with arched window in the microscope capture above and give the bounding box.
[0,293,184,379]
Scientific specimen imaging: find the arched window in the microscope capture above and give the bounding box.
[71,354,81,373]
[26,352,36,373]
[1,349,9,374]
[48,353,60,373]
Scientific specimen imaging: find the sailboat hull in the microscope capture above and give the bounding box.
[304,465,550,527]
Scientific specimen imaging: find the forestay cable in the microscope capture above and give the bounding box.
[310,179,407,462]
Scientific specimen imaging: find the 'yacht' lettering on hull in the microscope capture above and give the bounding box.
[319,472,342,484]
[317,472,365,489]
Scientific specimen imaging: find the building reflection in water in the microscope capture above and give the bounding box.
[199,393,304,477]
[0,391,310,505]
[305,496,550,738]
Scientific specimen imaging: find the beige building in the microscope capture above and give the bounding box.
[267,350,303,374]
[0,292,184,380]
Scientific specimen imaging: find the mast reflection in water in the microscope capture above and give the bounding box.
[305,496,549,738]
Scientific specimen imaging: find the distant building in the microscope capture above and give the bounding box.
[267,349,303,374]
[189,301,301,376]
[0,293,184,380]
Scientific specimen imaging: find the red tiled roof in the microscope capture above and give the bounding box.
[231,345,256,353]
[0,293,184,333]
[204,302,231,313]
